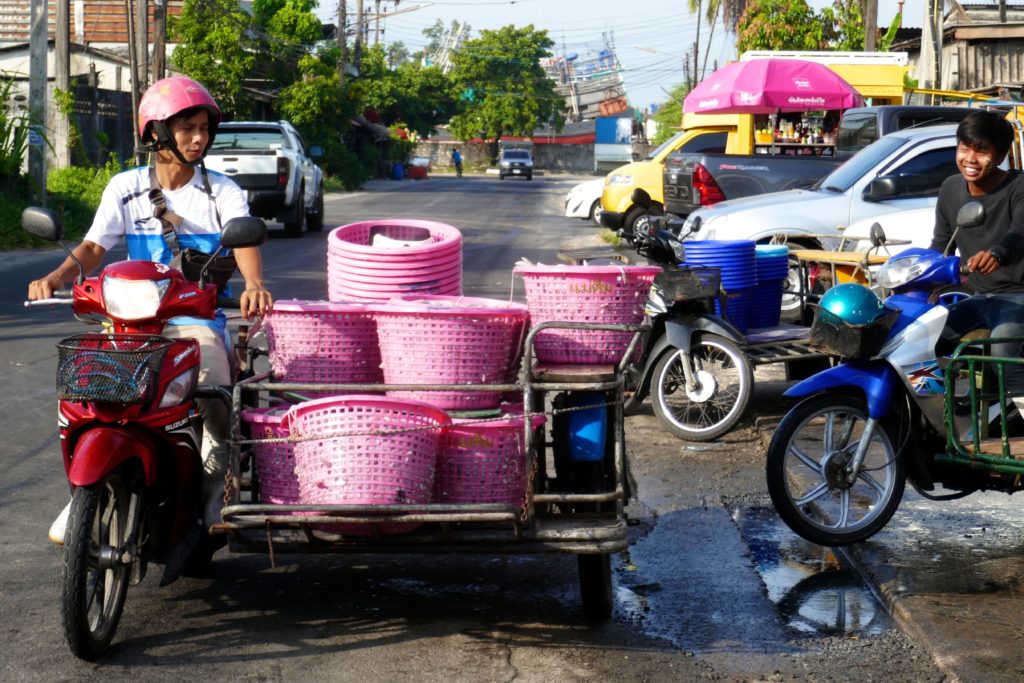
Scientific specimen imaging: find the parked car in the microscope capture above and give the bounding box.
[499,148,533,180]
[842,206,937,253]
[406,156,431,180]
[203,120,324,237]
[565,178,605,225]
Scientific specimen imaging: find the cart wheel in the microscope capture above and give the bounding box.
[578,554,613,620]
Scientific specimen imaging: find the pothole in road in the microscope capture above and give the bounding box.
[736,507,892,639]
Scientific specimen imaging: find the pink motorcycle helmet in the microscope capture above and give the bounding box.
[137,76,221,163]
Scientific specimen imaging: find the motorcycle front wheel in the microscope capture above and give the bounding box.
[651,334,753,441]
[61,472,133,660]
[766,394,905,547]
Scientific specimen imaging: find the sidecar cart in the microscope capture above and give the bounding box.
[216,320,640,620]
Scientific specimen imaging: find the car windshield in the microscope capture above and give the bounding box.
[648,131,686,159]
[813,135,908,192]
[503,150,530,159]
[209,128,290,151]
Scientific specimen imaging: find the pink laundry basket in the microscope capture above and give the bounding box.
[374,295,531,410]
[264,300,383,396]
[327,220,463,302]
[435,408,547,507]
[514,264,660,364]
[241,406,299,506]
[286,395,451,534]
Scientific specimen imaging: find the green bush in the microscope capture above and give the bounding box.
[45,155,125,242]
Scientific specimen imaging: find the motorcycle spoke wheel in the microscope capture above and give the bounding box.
[652,334,753,441]
[62,473,132,660]
[766,394,905,546]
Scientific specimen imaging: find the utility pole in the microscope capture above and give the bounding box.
[125,0,143,163]
[864,0,878,51]
[55,0,71,169]
[152,0,167,82]
[28,0,47,203]
[354,0,364,70]
[337,0,348,83]
[135,0,149,91]
[374,0,382,45]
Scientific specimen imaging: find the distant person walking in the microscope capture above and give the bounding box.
[452,148,463,177]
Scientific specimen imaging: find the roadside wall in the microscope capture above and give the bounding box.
[414,140,596,174]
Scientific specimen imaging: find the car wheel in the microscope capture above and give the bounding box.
[590,200,604,227]
[283,187,305,238]
[526,173,532,180]
[305,183,324,233]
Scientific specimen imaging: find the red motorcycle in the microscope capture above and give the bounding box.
[23,207,266,660]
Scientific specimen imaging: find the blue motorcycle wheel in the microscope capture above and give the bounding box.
[766,393,905,546]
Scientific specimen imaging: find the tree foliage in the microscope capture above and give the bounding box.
[356,45,458,137]
[170,0,260,118]
[447,24,563,156]
[735,0,826,52]
[820,0,864,51]
[651,83,689,146]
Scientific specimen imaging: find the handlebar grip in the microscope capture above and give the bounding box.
[53,289,73,298]
[217,296,242,310]
[960,264,972,275]
[25,298,73,307]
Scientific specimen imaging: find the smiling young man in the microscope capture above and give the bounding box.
[930,109,1024,407]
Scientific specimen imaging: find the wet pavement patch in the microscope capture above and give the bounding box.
[735,507,892,638]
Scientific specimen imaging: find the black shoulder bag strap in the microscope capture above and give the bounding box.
[148,165,184,257]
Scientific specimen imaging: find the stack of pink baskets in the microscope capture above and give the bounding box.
[327,219,463,302]
[286,395,451,534]
[240,406,298,506]
[264,300,382,396]
[435,407,546,507]
[513,264,661,364]
[373,295,530,410]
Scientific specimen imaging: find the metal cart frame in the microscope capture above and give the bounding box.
[214,321,643,618]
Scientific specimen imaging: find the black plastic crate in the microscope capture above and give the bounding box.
[809,307,900,359]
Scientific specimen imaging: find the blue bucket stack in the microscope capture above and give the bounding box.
[682,240,757,333]
[748,245,790,329]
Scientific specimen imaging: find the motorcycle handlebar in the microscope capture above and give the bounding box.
[24,296,73,307]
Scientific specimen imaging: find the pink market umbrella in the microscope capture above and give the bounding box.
[683,58,864,114]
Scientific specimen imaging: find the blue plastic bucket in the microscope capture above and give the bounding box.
[391,162,405,180]
[685,241,756,332]
[747,281,785,328]
[566,392,607,462]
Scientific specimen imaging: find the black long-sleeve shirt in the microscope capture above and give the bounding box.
[930,170,1024,293]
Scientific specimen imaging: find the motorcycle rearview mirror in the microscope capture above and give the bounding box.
[22,206,85,284]
[22,206,63,241]
[868,222,886,248]
[631,188,652,211]
[220,216,269,249]
[955,201,986,229]
[944,201,986,256]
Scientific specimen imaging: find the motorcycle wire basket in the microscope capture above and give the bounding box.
[56,334,173,404]
[808,307,901,359]
[654,265,721,302]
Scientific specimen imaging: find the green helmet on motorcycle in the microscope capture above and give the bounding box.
[819,283,887,325]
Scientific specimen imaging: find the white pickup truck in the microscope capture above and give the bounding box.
[204,120,325,237]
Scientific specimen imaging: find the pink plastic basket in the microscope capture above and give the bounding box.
[374,296,530,410]
[286,395,451,534]
[241,406,299,506]
[328,219,462,257]
[514,264,660,364]
[435,409,546,507]
[264,300,382,396]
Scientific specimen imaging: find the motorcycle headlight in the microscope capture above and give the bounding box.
[102,276,171,320]
[608,174,634,186]
[876,255,927,289]
[158,366,199,408]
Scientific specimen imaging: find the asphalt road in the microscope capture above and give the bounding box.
[0,172,948,682]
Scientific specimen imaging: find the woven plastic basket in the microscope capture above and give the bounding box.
[374,295,531,410]
[286,395,451,534]
[435,409,546,506]
[265,300,382,396]
[514,264,660,364]
[328,219,462,257]
[241,406,299,506]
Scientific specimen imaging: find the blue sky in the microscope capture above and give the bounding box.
[316,0,930,111]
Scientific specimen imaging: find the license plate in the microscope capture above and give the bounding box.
[512,169,522,174]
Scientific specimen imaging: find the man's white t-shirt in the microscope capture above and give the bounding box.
[84,165,249,331]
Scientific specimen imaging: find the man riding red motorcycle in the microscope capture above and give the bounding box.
[27,76,273,549]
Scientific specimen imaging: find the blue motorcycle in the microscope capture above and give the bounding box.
[766,201,1024,546]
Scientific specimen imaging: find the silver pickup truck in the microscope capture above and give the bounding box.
[204,120,324,237]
